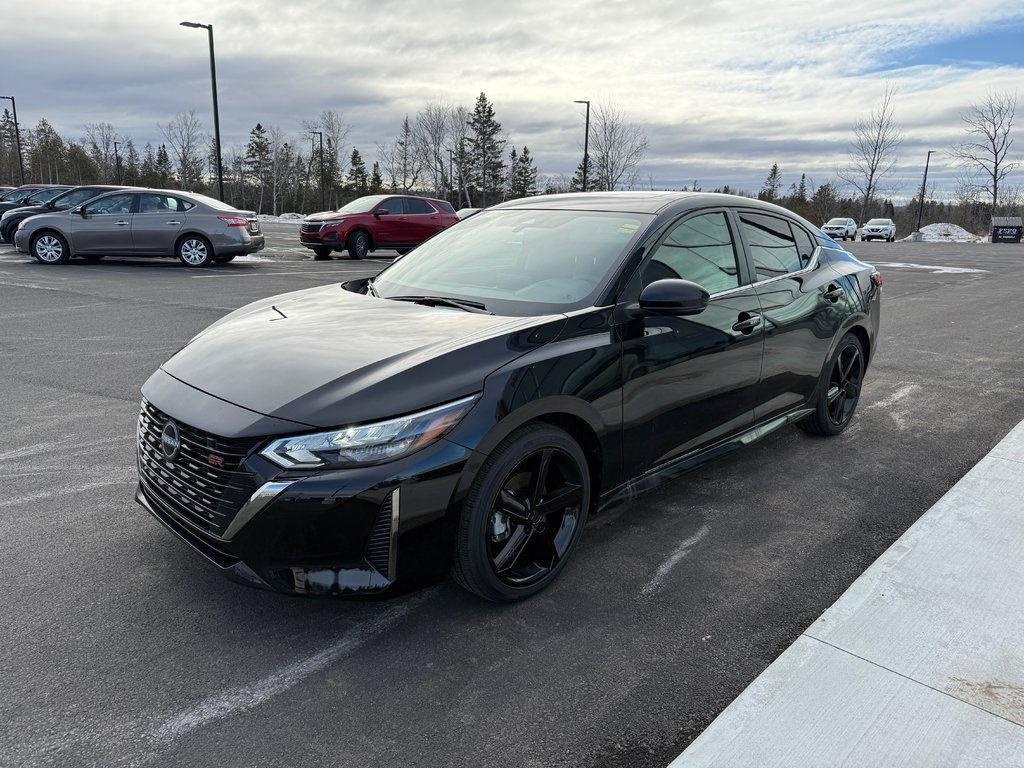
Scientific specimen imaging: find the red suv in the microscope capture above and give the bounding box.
[300,194,459,260]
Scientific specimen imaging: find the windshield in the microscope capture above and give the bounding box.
[826,218,848,225]
[54,188,114,209]
[372,208,652,316]
[866,219,889,225]
[335,195,388,214]
[25,188,67,204]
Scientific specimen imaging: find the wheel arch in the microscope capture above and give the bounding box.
[175,230,215,255]
[30,228,73,258]
[349,226,374,249]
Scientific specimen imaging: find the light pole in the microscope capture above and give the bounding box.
[113,141,122,184]
[915,150,936,236]
[573,99,590,192]
[310,131,324,211]
[0,95,25,184]
[180,21,224,201]
[446,147,455,204]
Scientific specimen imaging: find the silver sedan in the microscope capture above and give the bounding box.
[14,188,265,267]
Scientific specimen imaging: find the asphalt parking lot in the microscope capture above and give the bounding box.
[2,231,1023,768]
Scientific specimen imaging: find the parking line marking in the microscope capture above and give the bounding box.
[641,524,711,596]
[872,261,988,274]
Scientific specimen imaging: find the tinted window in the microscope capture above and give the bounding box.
[379,198,406,215]
[641,211,740,295]
[138,194,191,213]
[740,212,802,280]
[792,225,815,267]
[84,193,134,215]
[405,198,435,214]
[434,200,456,214]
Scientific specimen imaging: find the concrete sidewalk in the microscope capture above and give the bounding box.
[671,419,1024,767]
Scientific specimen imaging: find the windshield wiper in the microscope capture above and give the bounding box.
[388,295,492,314]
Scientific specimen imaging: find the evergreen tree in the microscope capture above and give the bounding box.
[347,148,369,195]
[759,163,782,202]
[0,109,18,185]
[467,92,506,205]
[155,144,174,188]
[122,139,141,186]
[245,123,272,212]
[507,145,538,199]
[139,143,157,187]
[369,161,383,194]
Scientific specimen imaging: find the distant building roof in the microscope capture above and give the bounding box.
[992,216,1023,227]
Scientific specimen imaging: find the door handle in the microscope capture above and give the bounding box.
[165,221,181,226]
[823,285,845,302]
[732,314,762,333]
[115,221,129,226]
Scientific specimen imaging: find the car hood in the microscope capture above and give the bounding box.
[160,284,565,429]
[304,211,353,223]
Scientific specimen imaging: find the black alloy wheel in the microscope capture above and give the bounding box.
[799,333,865,436]
[31,232,71,264]
[454,424,591,602]
[312,246,332,260]
[346,230,369,260]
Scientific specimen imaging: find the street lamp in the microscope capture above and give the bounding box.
[446,147,455,203]
[180,21,224,201]
[573,99,590,192]
[113,141,122,184]
[310,131,325,211]
[0,95,25,184]
[915,150,936,236]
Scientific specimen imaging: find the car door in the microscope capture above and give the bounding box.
[402,197,446,243]
[70,192,137,254]
[619,209,764,474]
[734,210,848,422]
[370,197,406,245]
[131,193,187,254]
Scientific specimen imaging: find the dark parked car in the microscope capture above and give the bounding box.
[0,184,126,242]
[137,192,881,602]
[299,194,459,259]
[14,188,264,266]
[0,185,70,216]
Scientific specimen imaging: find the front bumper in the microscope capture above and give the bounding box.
[14,228,29,253]
[135,403,473,597]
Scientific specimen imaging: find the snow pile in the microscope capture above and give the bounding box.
[905,223,986,243]
[257,213,304,224]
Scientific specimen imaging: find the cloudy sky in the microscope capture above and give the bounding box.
[5,0,1024,199]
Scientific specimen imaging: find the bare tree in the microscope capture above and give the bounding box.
[301,110,350,207]
[837,84,904,223]
[83,122,119,183]
[159,110,207,191]
[950,91,1019,216]
[376,116,422,192]
[589,100,648,191]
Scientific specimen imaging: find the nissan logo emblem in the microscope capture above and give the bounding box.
[160,419,182,461]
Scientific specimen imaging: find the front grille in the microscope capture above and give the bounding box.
[137,400,261,538]
[300,222,324,234]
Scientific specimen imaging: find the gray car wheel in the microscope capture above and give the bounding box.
[31,232,71,264]
[177,235,214,267]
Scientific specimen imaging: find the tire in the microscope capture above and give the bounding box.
[453,424,591,602]
[395,248,410,256]
[0,223,11,243]
[176,235,214,267]
[213,253,236,263]
[798,333,866,437]
[31,231,71,264]
[346,230,369,260]
[80,254,105,263]
[312,246,332,260]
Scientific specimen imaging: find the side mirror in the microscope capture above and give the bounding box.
[73,207,87,217]
[373,208,390,216]
[634,279,710,316]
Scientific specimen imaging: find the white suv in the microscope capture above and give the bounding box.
[822,217,857,241]
[861,218,896,242]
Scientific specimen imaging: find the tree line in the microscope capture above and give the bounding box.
[0,88,1018,234]
[0,93,649,215]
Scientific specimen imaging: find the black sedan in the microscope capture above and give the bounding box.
[136,192,880,602]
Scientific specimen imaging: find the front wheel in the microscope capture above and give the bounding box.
[177,235,214,267]
[31,232,71,264]
[312,246,332,260]
[453,424,591,602]
[346,230,369,260]
[798,333,865,436]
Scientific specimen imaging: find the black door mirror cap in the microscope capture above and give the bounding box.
[374,208,390,216]
[635,278,710,317]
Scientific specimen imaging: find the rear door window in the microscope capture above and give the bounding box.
[405,198,435,215]
[739,212,803,280]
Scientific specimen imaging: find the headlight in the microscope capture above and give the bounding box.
[260,395,478,469]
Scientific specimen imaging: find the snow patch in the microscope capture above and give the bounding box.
[257,213,303,224]
[902,223,986,243]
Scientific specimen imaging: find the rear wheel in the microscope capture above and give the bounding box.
[312,246,332,260]
[31,232,71,264]
[395,248,410,256]
[177,235,213,267]
[346,230,369,260]
[453,424,591,602]
[799,333,865,436]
